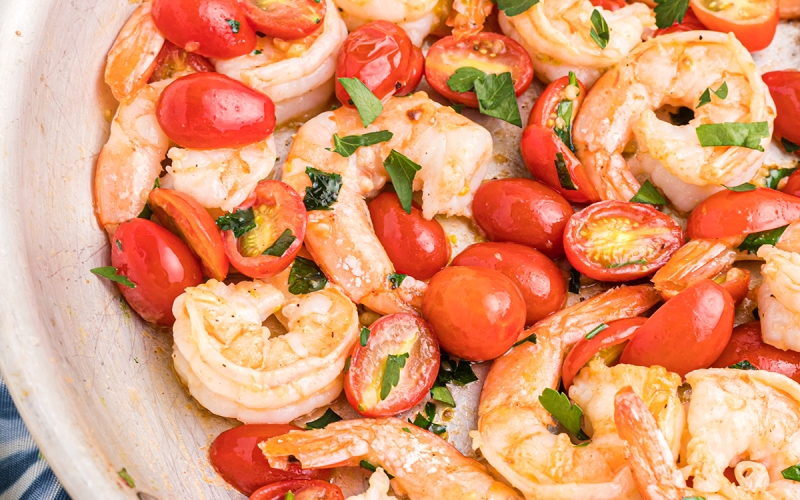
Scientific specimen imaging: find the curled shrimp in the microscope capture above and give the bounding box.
[573,31,775,212]
[447,0,494,39]
[758,222,800,352]
[282,92,492,315]
[171,279,359,424]
[260,417,522,500]
[652,237,743,299]
[331,0,440,46]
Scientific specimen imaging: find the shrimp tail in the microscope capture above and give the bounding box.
[260,423,369,470]
[652,238,739,299]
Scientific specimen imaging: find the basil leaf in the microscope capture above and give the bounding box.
[225,19,241,33]
[388,272,407,289]
[216,208,256,238]
[630,180,667,205]
[360,327,370,347]
[447,67,487,93]
[383,150,421,214]
[263,229,296,257]
[606,259,647,269]
[554,99,576,153]
[338,77,383,127]
[782,137,800,153]
[765,167,797,190]
[288,257,328,294]
[538,388,590,440]
[117,468,135,488]
[654,0,689,29]
[380,352,409,400]
[450,103,464,114]
[724,182,756,192]
[555,153,577,191]
[305,408,343,429]
[589,10,609,49]
[738,225,788,255]
[424,401,436,422]
[782,463,800,482]
[569,267,581,294]
[729,360,758,370]
[303,167,342,211]
[513,333,538,347]
[411,412,431,429]
[91,267,136,289]
[474,72,523,127]
[436,354,479,387]
[697,82,728,109]
[329,131,394,157]
[497,0,539,16]
[696,122,770,151]
[585,323,608,340]
[430,424,447,435]
[431,385,456,407]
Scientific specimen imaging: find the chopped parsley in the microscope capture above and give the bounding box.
[585,323,608,340]
[606,259,647,269]
[410,402,446,435]
[765,167,797,190]
[117,468,135,488]
[729,360,758,370]
[288,257,328,294]
[216,208,256,238]
[388,273,407,289]
[538,388,590,441]
[513,333,538,347]
[697,82,728,109]
[360,327,370,347]
[447,67,486,93]
[555,153,577,191]
[496,0,539,16]
[360,460,394,479]
[303,167,342,211]
[724,182,756,192]
[654,0,689,29]
[91,267,136,289]
[328,131,394,157]
[431,385,456,407]
[305,408,343,429]
[225,19,241,33]
[380,353,409,400]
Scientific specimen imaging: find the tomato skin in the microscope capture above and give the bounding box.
[654,7,706,36]
[783,170,800,198]
[209,424,330,495]
[621,280,735,377]
[529,74,586,129]
[249,480,344,500]
[335,21,423,104]
[712,323,800,383]
[717,268,750,305]
[345,313,440,417]
[425,33,533,108]
[239,0,327,40]
[157,73,276,150]
[690,0,778,52]
[451,242,565,325]
[763,71,800,146]
[152,0,256,59]
[686,187,800,240]
[368,192,449,281]
[110,218,204,326]
[590,0,627,10]
[149,40,215,83]
[422,266,526,361]
[472,179,574,259]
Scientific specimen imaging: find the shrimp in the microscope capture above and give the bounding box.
[497,0,654,86]
[447,0,494,39]
[757,222,800,352]
[260,417,523,500]
[476,285,668,500]
[345,468,395,500]
[214,0,347,125]
[573,31,775,212]
[171,279,359,424]
[780,0,800,19]
[282,92,493,315]
[651,237,743,299]
[331,0,441,46]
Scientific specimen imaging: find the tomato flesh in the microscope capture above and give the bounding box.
[712,322,800,383]
[715,267,750,305]
[149,40,215,83]
[239,0,327,40]
[110,218,204,326]
[250,480,344,500]
[564,200,685,282]
[783,170,800,198]
[690,0,778,52]
[763,71,800,146]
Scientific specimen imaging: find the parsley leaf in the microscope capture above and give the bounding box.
[338,77,383,127]
[388,273,407,289]
[263,229,296,257]
[450,103,464,114]
[782,463,800,482]
[286,492,295,500]
[216,208,256,238]
[225,19,241,33]
[402,427,411,433]
[765,167,797,190]
[738,225,788,255]
[589,10,610,49]
[359,461,395,479]
[554,82,577,154]
[117,468,135,488]
[447,67,487,93]
[696,122,770,151]
[360,327,370,347]
[474,72,523,127]
[437,353,479,386]
[380,353,409,400]
[383,150,421,214]
[538,388,590,440]
[697,82,728,109]
[585,323,608,340]
[305,408,343,429]
[513,333,538,347]
[344,356,351,372]
[91,267,136,289]
[555,153,577,191]
[782,137,800,153]
[329,131,394,157]
[496,0,539,16]
[724,182,756,192]
[410,402,446,435]
[569,267,582,294]
[303,167,342,211]
[654,0,689,29]
[630,180,667,205]
[288,257,328,294]
[606,259,647,268]
[729,360,758,370]
[431,385,456,407]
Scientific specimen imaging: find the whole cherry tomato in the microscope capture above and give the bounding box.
[564,200,685,282]
[783,170,800,198]
[222,180,307,279]
[451,242,565,325]
[368,192,449,281]
[472,179,574,258]
[335,21,423,104]
[422,266,526,361]
[763,71,800,146]
[621,280,735,377]
[209,424,330,495]
[690,0,778,52]
[345,313,439,417]
[712,322,800,383]
[250,480,344,500]
[152,0,256,59]
[425,32,533,108]
[157,73,276,149]
[110,218,203,325]
[239,0,327,40]
[149,40,215,83]
[654,7,706,36]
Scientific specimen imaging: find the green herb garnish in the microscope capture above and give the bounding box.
[589,10,609,49]
[303,167,342,211]
[329,131,394,157]
[738,225,789,255]
[724,182,757,192]
[263,229,296,257]
[513,333,538,347]
[338,77,383,127]
[288,257,327,295]
[654,0,689,29]
[585,323,608,340]
[630,180,667,205]
[388,273,407,289]
[496,0,539,16]
[696,122,770,151]
[729,360,758,370]
[91,267,136,289]
[697,82,728,109]
[360,327,370,347]
[216,208,256,237]
[380,353,409,400]
[538,388,590,440]
[383,150,421,214]
[305,408,343,429]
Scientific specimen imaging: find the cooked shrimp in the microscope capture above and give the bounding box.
[476,285,667,500]
[171,279,359,424]
[447,0,494,39]
[345,468,396,500]
[282,92,492,315]
[497,0,654,86]
[214,0,347,125]
[574,31,775,212]
[331,0,441,46]
[652,237,742,299]
[780,0,800,19]
[260,417,522,500]
[757,222,800,352]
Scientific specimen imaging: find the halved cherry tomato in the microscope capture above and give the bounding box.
[590,0,627,9]
[783,170,800,198]
[562,317,647,389]
[209,424,330,495]
[368,192,449,281]
[425,32,533,108]
[686,187,800,240]
[335,21,424,104]
[148,188,229,281]
[621,280,734,377]
[712,322,800,383]
[654,7,706,36]
[763,71,800,146]
[110,218,203,325]
[157,73,276,149]
[451,242,565,325]
[152,0,256,59]
[250,480,344,500]
[345,313,439,417]
[239,0,326,40]
[222,180,307,279]
[149,40,215,83]
[472,179,574,258]
[564,201,685,282]
[422,266,526,361]
[715,267,750,305]
[690,0,778,52]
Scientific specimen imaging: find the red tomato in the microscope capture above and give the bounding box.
[472,179,574,259]
[564,201,685,282]
[110,218,203,325]
[368,192,449,281]
[686,187,800,240]
[156,73,276,149]
[425,32,533,108]
[335,21,423,104]
[783,170,800,198]
[690,0,778,52]
[210,424,330,495]
[250,480,344,500]
[621,280,734,377]
[716,267,750,305]
[345,313,440,417]
[763,71,800,146]
[712,323,800,383]
[239,0,326,40]
[149,40,215,83]
[590,0,627,9]
[422,266,526,361]
[654,7,706,36]
[562,317,647,389]
[451,242,565,325]
[152,0,256,59]
[222,180,307,279]
[149,188,229,281]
